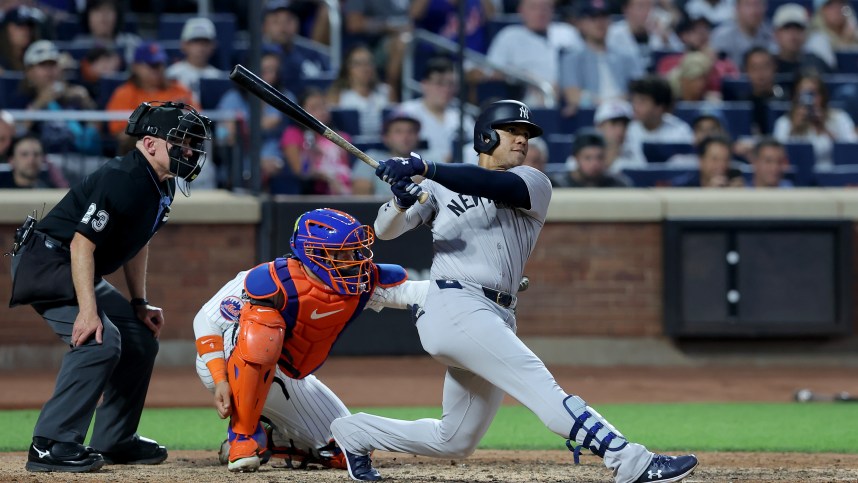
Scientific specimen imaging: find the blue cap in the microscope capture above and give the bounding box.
[133,42,168,65]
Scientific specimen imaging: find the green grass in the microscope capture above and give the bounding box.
[2,403,857,453]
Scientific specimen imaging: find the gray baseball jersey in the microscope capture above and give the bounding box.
[332,166,656,483]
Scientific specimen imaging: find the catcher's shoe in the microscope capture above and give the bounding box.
[25,437,105,473]
[227,423,268,473]
[632,454,698,483]
[99,435,167,465]
[341,446,381,481]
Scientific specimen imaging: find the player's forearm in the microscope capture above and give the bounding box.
[70,233,98,316]
[374,199,422,239]
[123,243,149,300]
[369,280,430,311]
[426,163,530,208]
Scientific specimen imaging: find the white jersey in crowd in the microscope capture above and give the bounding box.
[398,99,475,165]
[194,268,428,454]
[617,113,695,170]
[165,61,224,100]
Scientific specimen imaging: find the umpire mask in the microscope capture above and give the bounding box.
[126,101,213,194]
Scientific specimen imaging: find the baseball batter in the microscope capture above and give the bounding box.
[193,208,428,472]
[330,100,698,483]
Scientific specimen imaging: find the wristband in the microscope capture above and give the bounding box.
[130,297,149,307]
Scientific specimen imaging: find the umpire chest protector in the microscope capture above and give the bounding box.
[244,258,372,379]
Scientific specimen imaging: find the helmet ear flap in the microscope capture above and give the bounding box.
[474,127,500,154]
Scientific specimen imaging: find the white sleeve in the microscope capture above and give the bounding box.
[509,165,552,221]
[772,116,791,142]
[194,271,247,362]
[373,181,438,239]
[365,280,431,312]
[832,110,857,141]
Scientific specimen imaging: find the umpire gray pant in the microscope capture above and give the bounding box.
[13,255,159,450]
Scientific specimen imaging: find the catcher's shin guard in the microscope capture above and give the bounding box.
[228,305,286,436]
[562,395,629,464]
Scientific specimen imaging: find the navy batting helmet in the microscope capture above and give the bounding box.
[473,100,543,154]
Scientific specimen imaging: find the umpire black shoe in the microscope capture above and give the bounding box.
[25,437,105,472]
[100,435,168,465]
[342,447,382,481]
[633,453,698,483]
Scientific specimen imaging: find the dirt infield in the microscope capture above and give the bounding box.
[2,357,858,482]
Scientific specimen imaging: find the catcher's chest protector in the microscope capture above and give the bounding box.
[263,258,372,379]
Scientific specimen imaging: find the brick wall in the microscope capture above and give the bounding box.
[517,223,663,337]
[0,223,256,345]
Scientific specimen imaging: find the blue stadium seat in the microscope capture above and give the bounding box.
[621,166,696,187]
[783,142,815,186]
[0,73,24,109]
[157,13,237,71]
[836,52,858,74]
[721,77,751,101]
[674,101,753,139]
[814,167,858,187]
[530,107,559,137]
[330,108,360,136]
[832,142,858,166]
[766,100,790,133]
[558,107,595,133]
[199,76,232,110]
[96,73,129,109]
[546,136,572,164]
[642,142,694,163]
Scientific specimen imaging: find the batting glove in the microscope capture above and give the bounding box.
[375,152,428,184]
[392,179,420,210]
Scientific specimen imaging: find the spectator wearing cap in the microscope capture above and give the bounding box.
[71,0,141,67]
[772,3,832,75]
[165,17,225,100]
[558,0,642,117]
[352,110,422,194]
[217,48,290,188]
[343,0,412,101]
[263,0,330,84]
[749,136,793,187]
[805,0,858,69]
[482,0,583,107]
[606,0,684,73]
[106,42,197,148]
[0,5,44,72]
[552,129,631,187]
[672,134,745,187]
[327,44,393,136]
[684,0,736,26]
[657,15,740,95]
[14,41,101,157]
[594,98,636,172]
[0,110,16,163]
[621,76,694,169]
[0,135,68,189]
[710,0,775,66]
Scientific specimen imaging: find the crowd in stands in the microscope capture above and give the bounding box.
[1,0,858,193]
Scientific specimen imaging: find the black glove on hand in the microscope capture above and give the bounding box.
[392,178,420,210]
[375,152,427,184]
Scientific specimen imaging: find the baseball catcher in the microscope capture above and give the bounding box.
[194,208,428,472]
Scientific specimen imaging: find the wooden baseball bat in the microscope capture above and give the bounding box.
[229,64,428,204]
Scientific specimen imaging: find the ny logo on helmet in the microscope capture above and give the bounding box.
[519,105,530,119]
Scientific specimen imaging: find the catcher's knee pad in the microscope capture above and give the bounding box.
[228,306,285,436]
[562,395,628,463]
[235,305,286,365]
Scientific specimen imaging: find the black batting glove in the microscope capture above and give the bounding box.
[375,152,427,184]
[392,179,420,210]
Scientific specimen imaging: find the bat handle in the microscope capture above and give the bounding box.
[354,151,429,205]
[415,188,429,204]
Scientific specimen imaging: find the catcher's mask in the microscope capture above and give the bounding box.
[126,101,213,195]
[473,99,543,154]
[290,208,375,295]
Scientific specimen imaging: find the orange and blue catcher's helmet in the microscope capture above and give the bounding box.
[290,208,375,295]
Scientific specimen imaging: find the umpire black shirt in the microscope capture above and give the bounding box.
[36,149,174,278]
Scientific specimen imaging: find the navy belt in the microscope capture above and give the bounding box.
[482,286,514,308]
